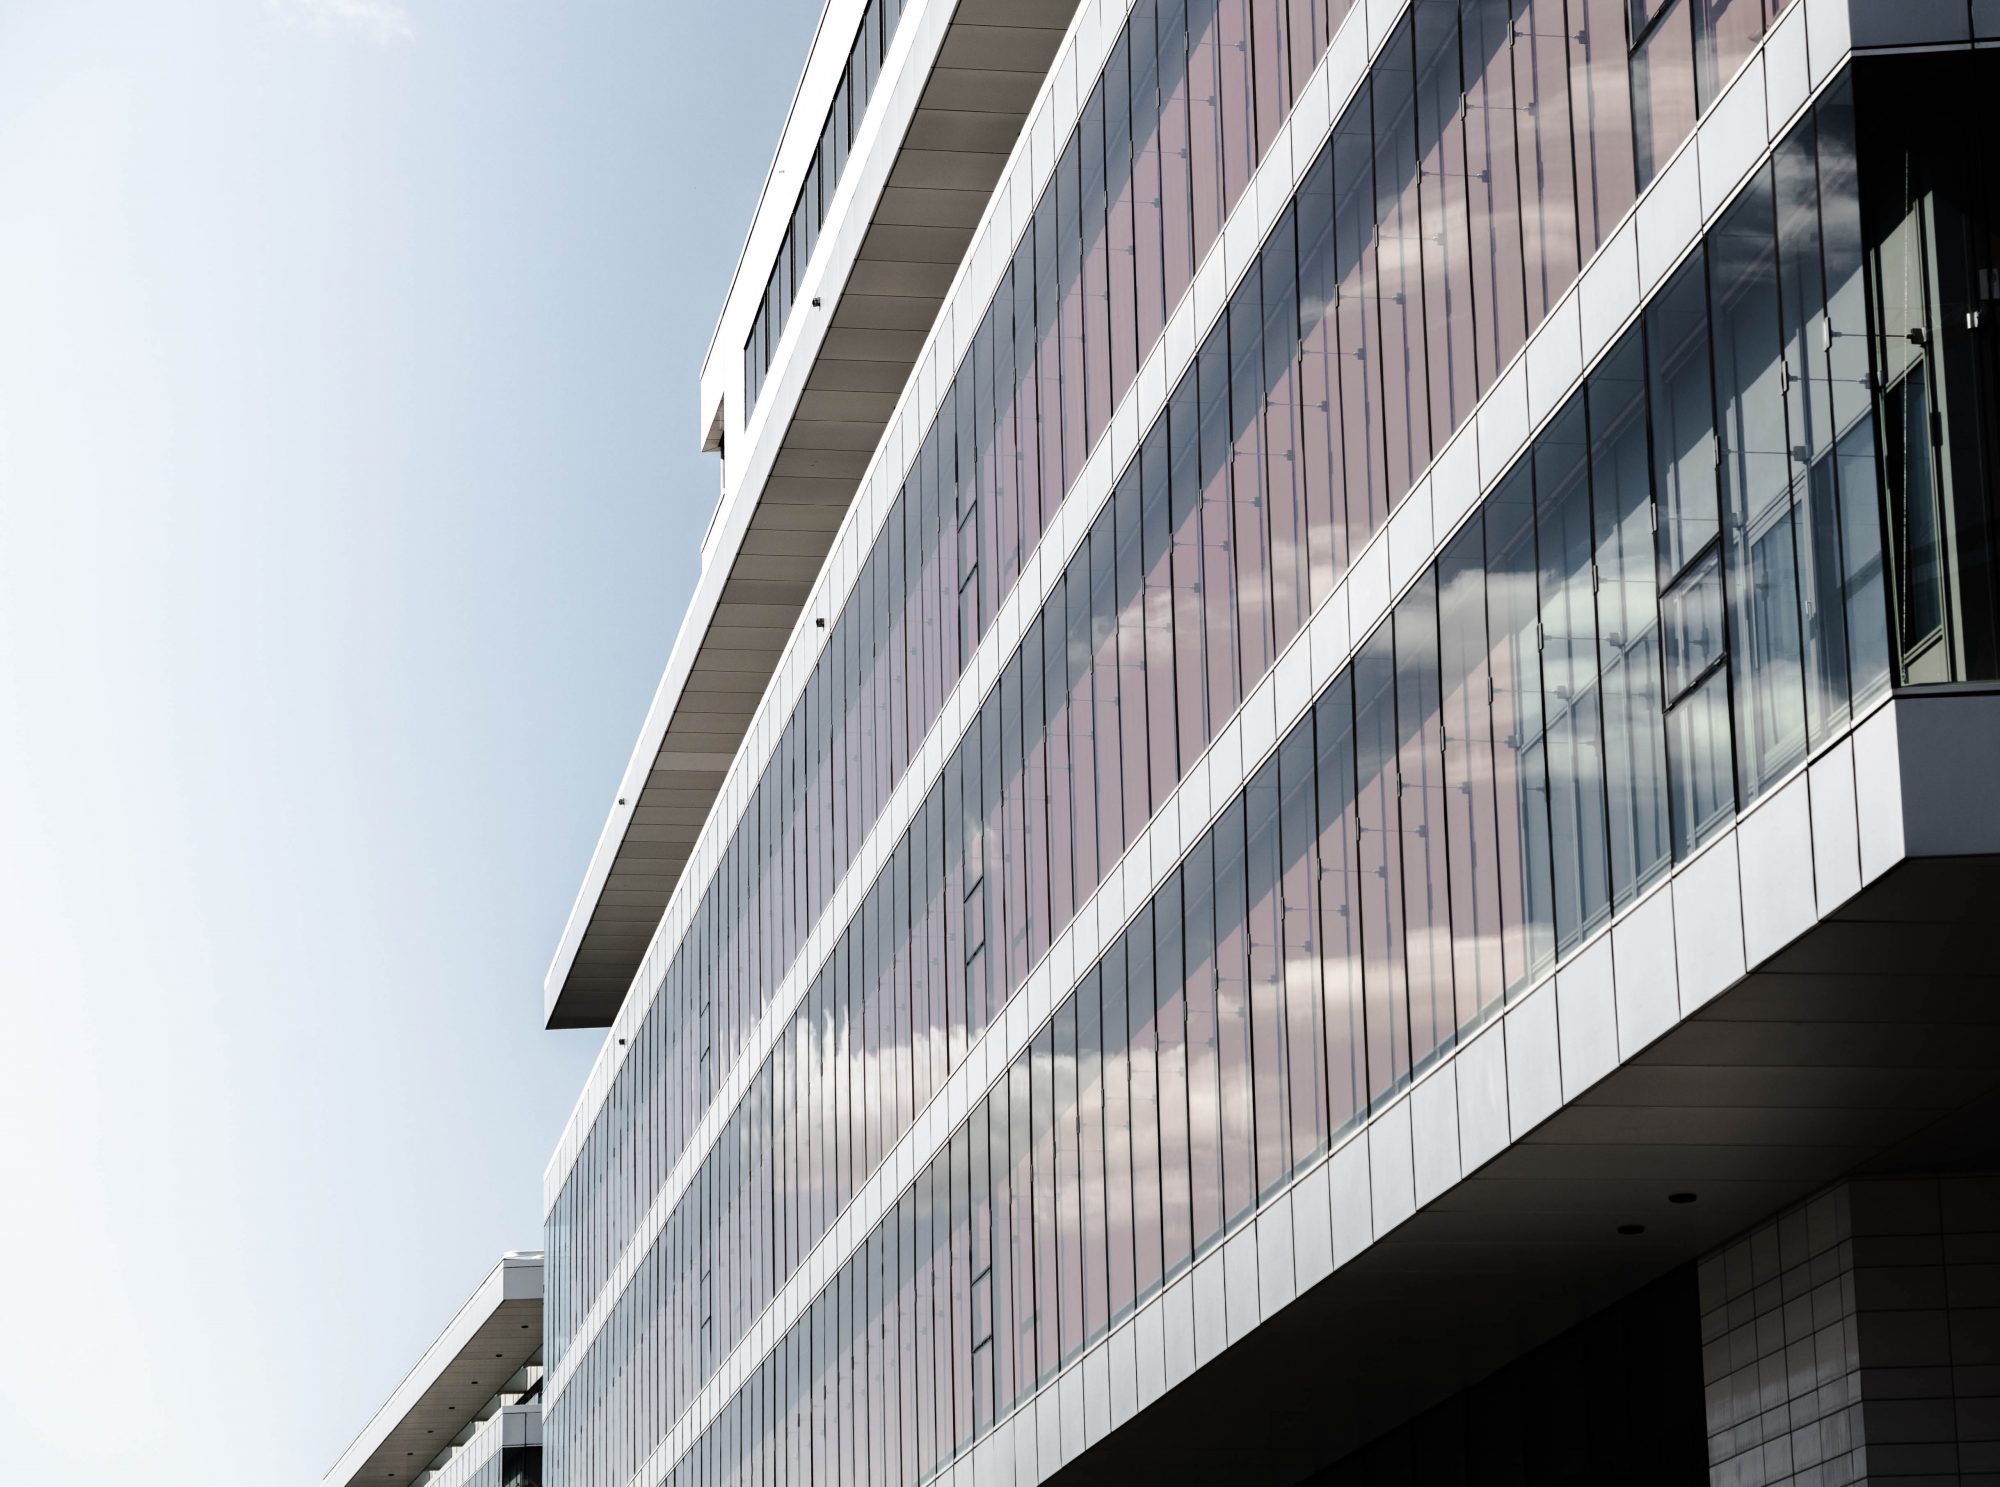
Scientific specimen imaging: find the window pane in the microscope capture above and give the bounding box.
[1569,0,1637,257]
[1251,0,1288,156]
[1100,937,1137,1325]
[1695,0,1765,108]
[1212,796,1257,1231]
[1089,502,1124,871]
[1216,0,1257,207]
[1153,872,1195,1278]
[1181,830,1226,1251]
[1230,265,1277,688]
[1075,968,1110,1348]
[1050,995,1083,1364]
[1662,546,1734,853]
[1711,169,1808,799]
[1535,402,1612,953]
[1157,0,1198,312]
[1007,1055,1036,1409]
[1131,0,1171,349]
[1373,18,1431,500]
[1034,190,1065,541]
[1812,79,1891,706]
[1333,81,1387,541]
[1056,132,1088,496]
[1020,615,1052,971]
[1485,467,1557,992]
[912,1153,937,1469]
[999,656,1030,998]
[949,1124,974,1452]
[1042,580,1076,932]
[1125,906,1167,1302]
[1081,76,1116,452]
[1394,573,1455,1072]
[1244,752,1293,1200]
[987,1077,1015,1414]
[1512,0,1580,326]
[1649,250,1720,581]
[1262,207,1313,648]
[1772,119,1850,749]
[1632,0,1697,189]
[1462,0,1528,387]
[1589,330,1672,908]
[1199,320,1243,732]
[1140,424,1183,810]
[1169,378,1211,769]
[1314,677,1367,1136]
[1116,468,1154,846]
[1277,723,1329,1165]
[1353,623,1411,1105]
[1437,516,1508,1029]
[1028,1021,1058,1384]
[1296,145,1350,585]
[1416,0,1479,439]
[1187,0,1227,260]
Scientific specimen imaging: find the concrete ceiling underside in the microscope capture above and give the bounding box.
[1047,855,2000,1485]
[338,1296,542,1487]
[551,0,1082,1029]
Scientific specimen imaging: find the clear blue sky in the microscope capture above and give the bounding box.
[0,1,817,1480]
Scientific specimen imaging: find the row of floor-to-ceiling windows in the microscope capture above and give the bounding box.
[549,0,1800,1374]
[567,0,1364,1354]
[546,51,1896,1487]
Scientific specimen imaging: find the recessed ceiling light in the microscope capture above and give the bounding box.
[1668,1191,1697,1205]
[1617,1223,1645,1236]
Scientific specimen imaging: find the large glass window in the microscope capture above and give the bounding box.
[1437,519,1507,1030]
[1352,624,1410,1108]
[1631,0,1696,189]
[1394,574,1454,1071]
[1587,333,1671,908]
[1314,678,1367,1138]
[1485,466,1557,993]
[1535,402,1613,953]
[1713,170,1808,803]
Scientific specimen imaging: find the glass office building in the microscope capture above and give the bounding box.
[542,3,2000,1484]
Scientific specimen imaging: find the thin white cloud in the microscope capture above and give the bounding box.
[273,0,414,45]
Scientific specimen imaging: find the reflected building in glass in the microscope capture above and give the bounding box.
[541,2,2000,1483]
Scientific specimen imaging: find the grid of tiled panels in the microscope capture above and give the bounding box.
[1700,1177,2000,1485]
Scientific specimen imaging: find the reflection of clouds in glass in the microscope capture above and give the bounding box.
[272,0,413,45]
[1482,570,1541,625]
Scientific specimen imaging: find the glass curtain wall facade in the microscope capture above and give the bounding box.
[551,72,1898,1487]
[1855,53,2000,688]
[543,3,1875,1481]
[745,0,911,413]
[558,0,1372,1375]
[554,0,1806,1380]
